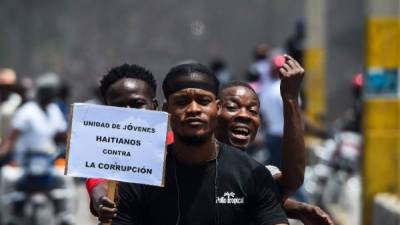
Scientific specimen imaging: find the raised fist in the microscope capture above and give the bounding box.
[276,54,305,101]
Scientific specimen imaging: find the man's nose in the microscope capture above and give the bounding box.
[186,101,201,114]
[236,108,251,121]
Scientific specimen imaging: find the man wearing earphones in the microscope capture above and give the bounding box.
[112,63,288,225]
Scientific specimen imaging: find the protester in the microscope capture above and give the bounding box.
[112,63,288,225]
[217,81,334,225]
[85,63,159,220]
[218,58,305,194]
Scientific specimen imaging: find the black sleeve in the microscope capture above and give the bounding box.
[112,182,144,225]
[251,166,289,225]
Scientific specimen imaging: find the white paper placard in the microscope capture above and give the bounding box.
[65,103,169,187]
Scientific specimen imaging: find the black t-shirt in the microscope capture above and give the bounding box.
[112,142,288,225]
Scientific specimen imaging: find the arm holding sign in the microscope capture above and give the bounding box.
[86,178,118,220]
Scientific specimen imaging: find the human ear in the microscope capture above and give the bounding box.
[216,99,222,115]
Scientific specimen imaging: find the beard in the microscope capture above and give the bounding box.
[175,130,213,145]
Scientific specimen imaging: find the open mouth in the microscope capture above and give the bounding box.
[230,127,250,140]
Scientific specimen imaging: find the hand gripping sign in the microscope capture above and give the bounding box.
[65,103,169,187]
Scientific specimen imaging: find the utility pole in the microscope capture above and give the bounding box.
[363,0,400,224]
[304,0,327,126]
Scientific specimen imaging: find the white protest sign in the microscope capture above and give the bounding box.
[65,103,169,187]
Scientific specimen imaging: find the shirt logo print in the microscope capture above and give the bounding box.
[216,192,244,204]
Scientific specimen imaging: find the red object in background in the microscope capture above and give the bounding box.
[86,131,175,216]
[352,73,364,89]
[273,55,286,68]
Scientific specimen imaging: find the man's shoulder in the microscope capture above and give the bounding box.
[48,102,62,111]
[218,143,276,197]
[14,101,38,118]
[18,101,37,111]
[219,142,266,171]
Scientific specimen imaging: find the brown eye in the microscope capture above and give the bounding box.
[249,108,259,115]
[198,97,211,105]
[127,100,146,108]
[226,104,238,112]
[174,98,189,106]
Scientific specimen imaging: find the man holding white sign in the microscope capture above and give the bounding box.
[65,64,163,220]
[113,63,288,225]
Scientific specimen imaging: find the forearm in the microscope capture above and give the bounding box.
[283,198,303,219]
[280,97,305,194]
[283,198,335,225]
[86,178,108,216]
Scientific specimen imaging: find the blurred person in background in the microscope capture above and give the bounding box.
[285,19,314,133]
[0,73,67,165]
[286,19,304,66]
[342,73,363,133]
[0,68,23,165]
[209,58,233,86]
[56,81,71,121]
[0,68,22,140]
[17,77,35,103]
[252,43,273,87]
[246,64,263,94]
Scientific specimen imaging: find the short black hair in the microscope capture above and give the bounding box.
[219,81,258,102]
[100,64,156,100]
[162,63,219,99]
